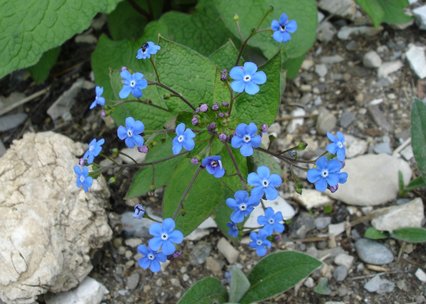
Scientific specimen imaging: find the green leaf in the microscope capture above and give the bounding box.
[313,278,331,296]
[213,0,317,60]
[126,140,184,198]
[27,47,61,83]
[405,176,426,191]
[364,227,389,240]
[282,53,305,80]
[240,251,322,303]
[251,150,281,174]
[209,40,239,68]
[0,0,121,78]
[178,277,228,304]
[391,227,426,243]
[231,53,282,125]
[411,99,426,179]
[229,266,250,303]
[356,0,412,27]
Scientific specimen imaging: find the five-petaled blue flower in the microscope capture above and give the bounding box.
[119,69,148,99]
[137,244,167,273]
[133,204,145,219]
[271,13,298,43]
[74,165,93,192]
[172,123,196,155]
[83,138,104,164]
[249,230,272,257]
[136,41,161,60]
[248,166,282,201]
[117,117,145,148]
[202,156,225,178]
[227,222,239,238]
[229,62,267,95]
[90,86,105,110]
[327,132,346,161]
[148,218,183,255]
[257,207,284,236]
[226,190,259,223]
[231,123,262,157]
[307,156,348,192]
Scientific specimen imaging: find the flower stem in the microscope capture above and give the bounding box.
[256,147,309,171]
[173,166,202,219]
[150,57,161,82]
[109,99,170,112]
[119,151,138,164]
[223,141,247,189]
[148,80,196,111]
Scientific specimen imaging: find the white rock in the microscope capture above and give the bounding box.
[286,108,306,133]
[413,5,426,30]
[0,132,112,304]
[317,21,337,43]
[372,198,424,232]
[406,44,426,79]
[338,26,382,40]
[315,64,328,77]
[45,277,108,304]
[334,253,354,270]
[124,238,142,248]
[185,217,217,241]
[329,154,412,206]
[328,222,345,236]
[345,135,368,158]
[292,189,333,210]
[378,61,403,79]
[119,147,146,164]
[217,238,239,264]
[318,0,356,19]
[245,196,296,230]
[415,268,426,282]
[363,51,382,68]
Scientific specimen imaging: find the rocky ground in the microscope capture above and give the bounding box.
[1,0,426,304]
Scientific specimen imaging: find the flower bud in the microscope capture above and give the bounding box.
[220,69,228,81]
[191,116,199,126]
[328,184,339,193]
[222,101,229,107]
[199,103,208,112]
[207,122,217,132]
[212,103,219,111]
[100,110,106,118]
[191,158,199,165]
[121,66,127,72]
[218,112,225,118]
[79,158,85,166]
[261,124,268,133]
[133,203,145,219]
[219,133,227,142]
[138,145,149,153]
[233,14,239,21]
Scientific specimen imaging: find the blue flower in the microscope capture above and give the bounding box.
[231,123,262,157]
[136,41,161,60]
[271,13,297,43]
[133,204,145,219]
[327,132,346,161]
[119,69,148,99]
[257,207,284,236]
[137,244,167,273]
[229,62,267,95]
[226,190,259,223]
[307,156,348,192]
[148,218,183,255]
[83,138,104,164]
[117,117,145,148]
[249,230,272,257]
[74,165,93,192]
[201,156,225,178]
[89,86,105,110]
[248,166,282,200]
[227,222,239,238]
[172,123,196,155]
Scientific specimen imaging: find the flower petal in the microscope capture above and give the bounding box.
[149,222,163,236]
[229,66,244,80]
[247,172,261,186]
[119,85,132,99]
[162,241,176,255]
[271,19,280,31]
[252,71,267,84]
[286,20,297,33]
[244,82,260,95]
[257,166,270,179]
[307,168,321,183]
[314,178,327,192]
[243,62,258,75]
[268,174,282,187]
[279,13,288,25]
[231,80,245,93]
[163,218,176,232]
[117,126,127,140]
[240,143,254,156]
[148,237,162,251]
[264,187,278,201]
[231,136,243,148]
[176,123,185,135]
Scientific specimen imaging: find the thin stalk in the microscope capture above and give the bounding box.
[173,166,202,219]
[257,147,309,171]
[119,151,138,165]
[224,142,247,188]
[127,0,151,19]
[110,99,170,112]
[148,80,196,111]
[150,57,160,82]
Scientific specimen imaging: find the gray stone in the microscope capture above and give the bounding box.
[317,21,337,42]
[321,55,344,64]
[372,198,424,232]
[363,51,382,68]
[119,147,146,164]
[217,238,239,264]
[190,242,212,265]
[329,154,412,206]
[0,140,5,157]
[355,239,394,265]
[304,277,315,288]
[315,64,328,77]
[373,137,392,155]
[338,26,382,40]
[406,44,426,79]
[121,212,158,239]
[315,217,332,230]
[364,275,395,294]
[126,273,140,290]
[334,253,354,270]
[45,277,108,304]
[368,104,393,132]
[0,113,27,132]
[413,5,426,30]
[186,217,217,241]
[318,0,356,19]
[291,212,316,239]
[345,135,368,158]
[415,268,426,283]
[339,111,355,128]
[0,132,112,304]
[378,61,403,79]
[333,265,348,282]
[293,189,333,210]
[328,222,345,236]
[316,110,337,135]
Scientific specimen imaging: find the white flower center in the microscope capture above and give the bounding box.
[148,253,155,260]
[280,24,286,32]
[243,135,251,143]
[262,179,269,187]
[243,74,251,82]
[256,240,263,246]
[127,129,133,137]
[79,176,85,183]
[89,145,94,151]
[177,135,184,143]
[239,203,247,211]
[337,141,344,149]
[321,169,329,178]
[130,80,136,87]
[268,218,275,224]
[161,233,168,240]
